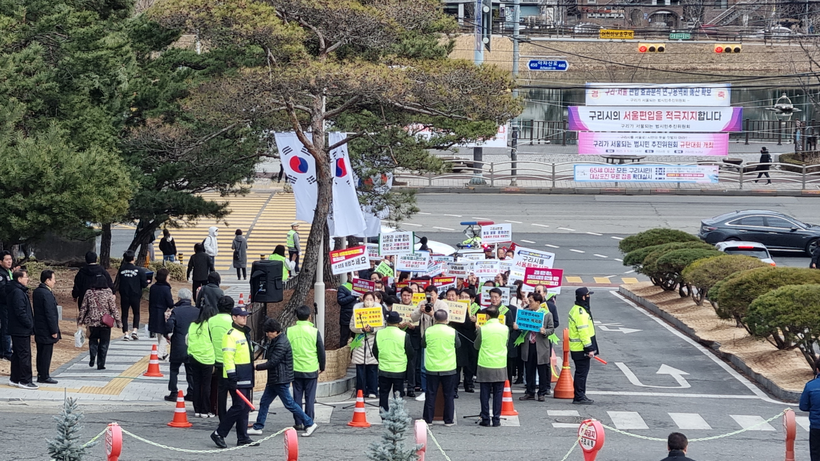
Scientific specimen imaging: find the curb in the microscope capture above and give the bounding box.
[617,286,801,403]
[317,369,355,398]
[398,186,820,197]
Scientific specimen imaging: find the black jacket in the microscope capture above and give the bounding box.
[187,252,213,282]
[148,282,174,334]
[257,333,294,385]
[165,299,199,363]
[659,450,696,461]
[33,283,61,344]
[159,237,177,257]
[196,283,224,310]
[812,247,820,268]
[546,297,560,329]
[72,264,114,308]
[118,262,148,298]
[757,152,773,171]
[0,269,10,313]
[6,281,34,336]
[337,285,357,323]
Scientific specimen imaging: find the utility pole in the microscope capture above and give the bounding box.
[510,0,520,187]
[470,0,488,185]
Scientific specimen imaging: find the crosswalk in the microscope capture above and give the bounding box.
[545,409,795,433]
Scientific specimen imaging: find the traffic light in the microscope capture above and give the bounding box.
[714,44,741,53]
[638,43,666,53]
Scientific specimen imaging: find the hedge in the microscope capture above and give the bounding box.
[624,241,713,270]
[148,261,186,282]
[618,228,700,254]
[746,284,820,369]
[681,255,768,305]
[654,248,723,294]
[632,241,714,288]
[715,267,820,330]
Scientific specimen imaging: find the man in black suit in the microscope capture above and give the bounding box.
[7,269,36,389]
[33,270,61,384]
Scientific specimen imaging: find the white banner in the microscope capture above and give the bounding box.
[585,83,731,106]
[396,251,430,272]
[275,132,317,223]
[379,231,414,256]
[446,261,474,277]
[366,243,381,261]
[473,260,500,278]
[481,224,512,244]
[356,172,394,238]
[480,286,511,307]
[578,132,729,156]
[574,164,719,183]
[567,106,743,133]
[328,132,366,237]
[512,246,556,271]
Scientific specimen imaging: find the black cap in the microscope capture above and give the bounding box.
[575,287,594,296]
[761,147,768,152]
[231,306,250,316]
[386,311,402,324]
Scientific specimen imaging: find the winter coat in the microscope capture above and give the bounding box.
[6,280,34,336]
[518,310,555,366]
[159,237,177,257]
[71,264,114,308]
[231,235,247,268]
[33,283,61,344]
[117,262,148,298]
[659,450,697,461]
[757,152,773,171]
[349,302,384,365]
[257,333,294,385]
[148,281,174,334]
[187,252,213,282]
[410,299,444,338]
[204,226,218,257]
[78,288,122,329]
[0,269,11,314]
[196,283,224,310]
[165,299,199,363]
[337,285,358,324]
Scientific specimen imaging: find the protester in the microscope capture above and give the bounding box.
[373,311,414,412]
[164,288,198,402]
[118,250,148,341]
[148,268,174,360]
[33,270,60,384]
[71,251,114,311]
[423,310,459,426]
[248,318,318,437]
[350,292,383,399]
[399,287,420,397]
[204,226,219,267]
[517,292,555,401]
[660,432,696,461]
[287,305,326,431]
[188,300,217,418]
[231,229,248,280]
[268,245,294,281]
[474,305,509,427]
[800,358,820,461]
[187,243,213,295]
[7,269,35,388]
[209,296,235,419]
[287,222,301,274]
[78,275,122,371]
[337,280,358,348]
[534,285,560,330]
[0,250,14,361]
[159,229,177,264]
[455,289,479,393]
[197,272,224,310]
[569,287,597,405]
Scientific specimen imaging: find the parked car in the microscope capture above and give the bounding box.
[714,241,776,266]
[698,210,820,255]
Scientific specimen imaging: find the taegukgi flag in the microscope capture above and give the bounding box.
[274,132,317,223]
[328,132,366,237]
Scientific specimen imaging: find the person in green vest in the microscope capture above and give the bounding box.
[372,311,415,412]
[268,245,294,281]
[474,302,509,427]
[208,296,235,419]
[517,292,555,402]
[287,222,301,274]
[568,287,598,405]
[287,305,325,431]
[187,299,217,418]
[422,309,460,426]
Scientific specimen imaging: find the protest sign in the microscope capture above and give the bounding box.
[446,261,474,277]
[374,261,394,277]
[423,263,444,278]
[366,243,381,261]
[353,307,384,329]
[473,260,500,278]
[512,246,555,270]
[523,268,564,289]
[443,300,468,323]
[481,223,512,244]
[330,246,370,275]
[391,304,418,325]
[432,256,454,265]
[351,278,375,296]
[459,253,485,261]
[432,276,456,287]
[379,232,414,256]
[412,293,427,305]
[395,251,430,272]
[516,309,545,332]
[476,313,506,327]
[480,286,511,307]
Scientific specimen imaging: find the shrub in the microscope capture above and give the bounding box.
[633,241,714,288]
[618,228,700,254]
[715,267,820,330]
[624,241,713,271]
[148,261,186,282]
[746,284,820,369]
[654,248,722,295]
[682,255,768,305]
[707,279,725,312]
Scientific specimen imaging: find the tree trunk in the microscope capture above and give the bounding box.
[99,223,112,269]
[128,219,160,268]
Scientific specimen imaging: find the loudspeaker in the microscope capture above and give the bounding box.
[250,260,284,303]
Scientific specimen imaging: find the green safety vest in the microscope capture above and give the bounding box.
[268,253,291,281]
[568,304,595,352]
[499,304,509,317]
[424,323,457,372]
[375,326,407,373]
[478,318,508,369]
[287,230,297,249]
[187,320,215,365]
[287,320,319,373]
[208,313,233,364]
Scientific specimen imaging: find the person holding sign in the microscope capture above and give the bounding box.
[474,305,509,427]
[568,287,598,405]
[337,280,358,349]
[349,292,384,399]
[398,287,420,398]
[517,293,555,401]
[372,311,414,412]
[422,310,460,426]
[455,289,479,393]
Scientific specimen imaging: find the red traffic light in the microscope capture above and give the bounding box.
[715,46,724,53]
[639,45,647,53]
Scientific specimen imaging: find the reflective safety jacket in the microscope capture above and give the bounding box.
[568,304,595,353]
[222,324,254,388]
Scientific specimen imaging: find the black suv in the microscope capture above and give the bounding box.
[698,210,820,255]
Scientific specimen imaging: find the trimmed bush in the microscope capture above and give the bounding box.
[624,241,713,270]
[633,241,714,287]
[148,261,186,282]
[682,255,768,305]
[746,284,820,369]
[618,228,700,254]
[715,267,820,329]
[654,248,722,295]
[707,279,725,312]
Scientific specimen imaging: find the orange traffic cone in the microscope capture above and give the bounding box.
[500,380,518,416]
[553,328,575,399]
[551,348,559,384]
[167,390,193,428]
[143,344,164,377]
[238,293,245,306]
[347,390,371,428]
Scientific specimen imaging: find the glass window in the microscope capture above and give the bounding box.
[730,216,765,226]
[723,248,770,259]
[765,217,796,229]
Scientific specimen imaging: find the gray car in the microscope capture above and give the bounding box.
[698,210,820,255]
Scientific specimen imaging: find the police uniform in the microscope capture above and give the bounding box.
[568,288,597,404]
[213,309,255,445]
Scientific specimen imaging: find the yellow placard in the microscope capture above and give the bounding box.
[476,313,505,327]
[412,293,427,305]
[353,307,384,329]
[444,300,468,324]
[391,303,419,325]
[599,29,634,40]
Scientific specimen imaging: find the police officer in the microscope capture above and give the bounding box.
[287,305,325,431]
[568,287,597,405]
[474,305,509,427]
[287,222,301,274]
[211,306,256,448]
[372,311,414,412]
[423,309,460,426]
[209,296,235,419]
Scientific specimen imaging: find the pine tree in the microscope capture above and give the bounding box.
[47,398,96,461]
[366,396,422,461]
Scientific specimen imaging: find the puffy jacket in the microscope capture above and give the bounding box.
[349,302,384,365]
[209,313,233,364]
[188,320,215,365]
[257,333,294,385]
[204,226,219,257]
[6,281,34,336]
[568,304,596,353]
[165,300,199,363]
[337,284,357,323]
[196,283,224,310]
[800,374,820,429]
[159,237,177,257]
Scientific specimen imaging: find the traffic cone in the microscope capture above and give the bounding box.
[347,390,371,428]
[167,390,193,428]
[500,380,518,416]
[238,293,245,306]
[143,344,164,377]
[554,328,575,399]
[551,348,559,384]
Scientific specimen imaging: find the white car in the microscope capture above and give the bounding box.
[714,241,776,266]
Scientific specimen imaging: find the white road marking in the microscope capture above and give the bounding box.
[505,220,522,224]
[586,232,603,236]
[532,223,550,228]
[472,217,491,220]
[548,410,580,417]
[521,239,535,244]
[443,214,462,218]
[669,413,712,430]
[545,244,560,248]
[552,423,581,428]
[569,249,585,253]
[417,212,431,215]
[403,223,423,227]
[608,411,649,430]
[558,227,576,232]
[730,415,776,431]
[587,391,763,399]
[598,325,641,334]
[594,254,608,258]
[611,236,624,240]
[617,362,690,390]
[624,269,634,274]
[796,416,810,431]
[433,226,455,231]
[615,258,623,262]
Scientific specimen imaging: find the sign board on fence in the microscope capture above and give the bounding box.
[574,164,719,183]
[523,267,564,289]
[512,246,556,270]
[366,243,381,261]
[391,303,418,325]
[567,106,743,132]
[476,313,506,327]
[330,246,370,275]
[599,29,633,39]
[473,260,500,278]
[443,300,468,323]
[481,223,513,244]
[353,307,384,329]
[516,309,546,332]
[374,261,394,277]
[351,278,375,296]
[578,132,729,156]
[585,83,730,106]
[396,251,430,272]
[480,285,511,307]
[446,261,474,277]
[379,232,414,256]
[527,59,569,71]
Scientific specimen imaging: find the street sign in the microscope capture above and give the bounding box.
[600,29,633,39]
[527,59,569,71]
[669,32,691,40]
